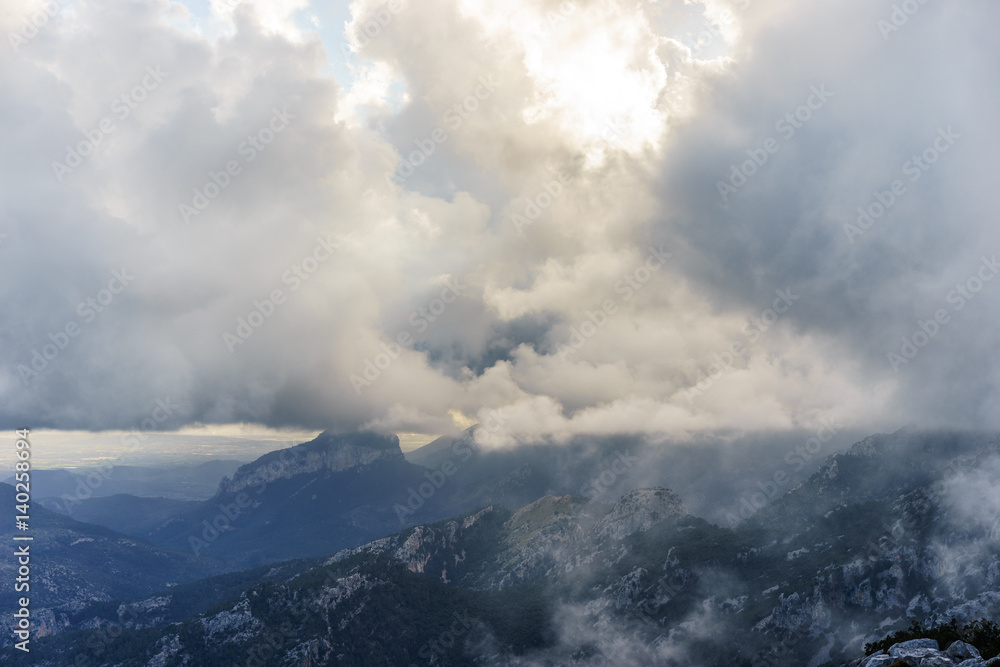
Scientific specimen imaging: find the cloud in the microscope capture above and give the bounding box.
[1,0,998,442]
[492,597,724,666]
[938,453,1000,545]
[650,0,1000,429]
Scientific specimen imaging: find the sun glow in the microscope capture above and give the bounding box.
[460,0,671,166]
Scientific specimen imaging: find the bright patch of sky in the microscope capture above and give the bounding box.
[174,0,357,89]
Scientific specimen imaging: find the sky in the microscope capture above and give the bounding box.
[1,0,998,461]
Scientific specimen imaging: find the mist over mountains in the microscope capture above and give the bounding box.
[3,0,999,665]
[14,460,245,503]
[2,427,999,666]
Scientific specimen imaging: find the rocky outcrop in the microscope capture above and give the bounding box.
[218,431,404,494]
[859,638,993,667]
[200,597,262,644]
[594,487,688,542]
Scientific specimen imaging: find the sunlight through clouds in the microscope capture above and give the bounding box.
[459,0,671,166]
[3,0,998,447]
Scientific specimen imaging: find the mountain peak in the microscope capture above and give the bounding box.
[595,487,688,541]
[218,431,404,494]
[308,430,403,454]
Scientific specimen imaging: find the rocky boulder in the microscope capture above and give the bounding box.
[860,637,993,667]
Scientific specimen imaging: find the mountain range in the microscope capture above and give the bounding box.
[3,427,999,666]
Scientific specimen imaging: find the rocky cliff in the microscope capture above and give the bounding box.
[217,430,405,494]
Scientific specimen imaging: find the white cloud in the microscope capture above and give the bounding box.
[1,0,998,447]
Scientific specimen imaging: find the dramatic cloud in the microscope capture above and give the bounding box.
[1,0,997,445]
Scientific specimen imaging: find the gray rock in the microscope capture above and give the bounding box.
[593,488,688,542]
[948,642,982,660]
[219,431,404,494]
[889,639,941,662]
[920,655,956,667]
[892,639,942,654]
[861,654,901,667]
[955,659,987,667]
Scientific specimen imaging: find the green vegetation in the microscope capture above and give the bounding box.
[4,552,553,666]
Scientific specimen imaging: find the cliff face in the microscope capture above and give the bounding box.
[594,487,688,542]
[218,431,405,494]
[133,431,438,566]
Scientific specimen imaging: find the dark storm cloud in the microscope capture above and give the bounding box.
[651,0,1000,429]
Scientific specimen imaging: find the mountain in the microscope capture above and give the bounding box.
[332,487,691,591]
[34,427,845,564]
[38,494,200,535]
[0,484,717,663]
[3,550,552,667]
[332,428,1000,666]
[8,428,1000,666]
[87,426,860,571]
[0,483,234,645]
[404,426,871,526]
[216,430,405,494]
[736,428,1000,664]
[85,429,640,567]
[131,430,471,566]
[403,430,470,469]
[753,427,1000,531]
[18,459,246,504]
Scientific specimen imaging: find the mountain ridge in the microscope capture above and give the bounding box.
[216,430,404,494]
